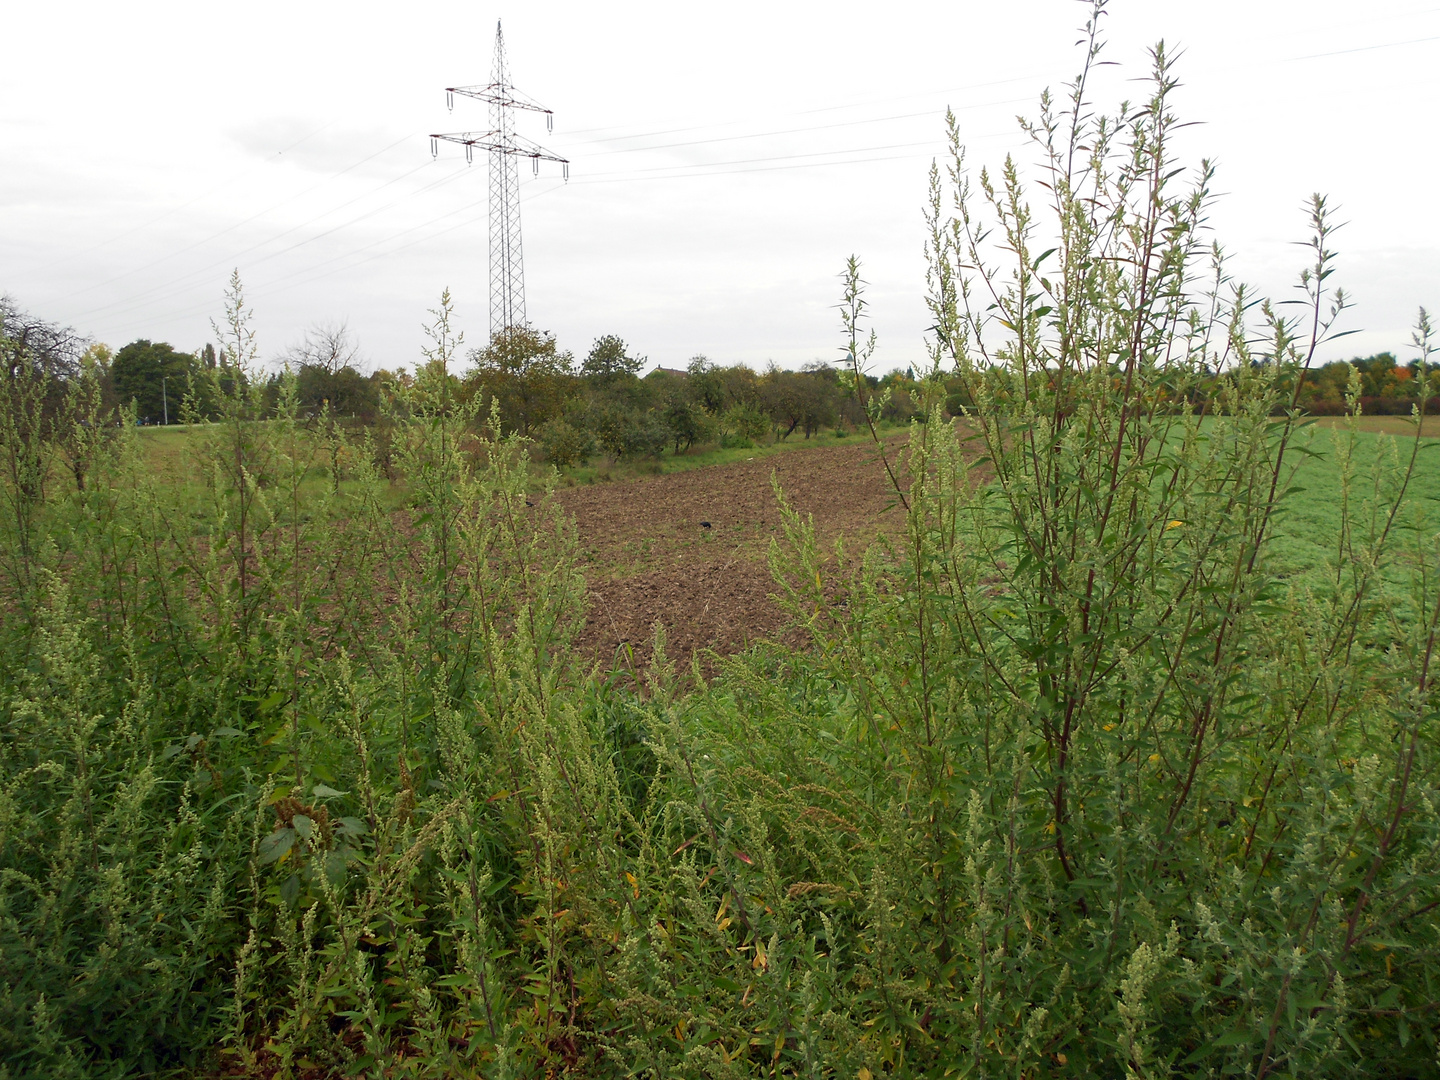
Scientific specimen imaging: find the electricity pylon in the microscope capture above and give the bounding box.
[431,21,568,340]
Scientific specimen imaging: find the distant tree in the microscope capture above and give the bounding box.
[284,321,361,375]
[1301,360,1353,407]
[293,365,380,421]
[580,334,644,382]
[797,362,845,435]
[715,363,763,412]
[685,355,727,414]
[719,403,769,447]
[877,367,924,423]
[538,417,595,467]
[80,342,112,373]
[591,404,667,459]
[0,297,89,553]
[111,339,194,423]
[1353,352,1400,398]
[283,322,377,419]
[1,296,84,391]
[657,378,712,453]
[760,366,805,439]
[761,366,841,439]
[467,325,574,435]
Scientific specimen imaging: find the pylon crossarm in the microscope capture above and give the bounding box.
[447,84,552,116]
[431,131,568,166]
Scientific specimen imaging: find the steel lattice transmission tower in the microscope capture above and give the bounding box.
[430,22,568,339]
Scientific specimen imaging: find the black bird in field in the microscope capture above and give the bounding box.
[699,521,712,529]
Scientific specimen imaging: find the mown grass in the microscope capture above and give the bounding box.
[1268,420,1440,606]
[1304,413,1440,437]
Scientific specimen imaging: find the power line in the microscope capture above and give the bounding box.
[96,176,570,338]
[54,131,421,306]
[69,126,1016,334]
[64,158,464,323]
[28,121,338,276]
[1287,31,1440,61]
[572,97,1033,158]
[557,71,1052,140]
[571,138,952,181]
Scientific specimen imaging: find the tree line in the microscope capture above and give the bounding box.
[1,296,935,466]
[6,292,1438,481]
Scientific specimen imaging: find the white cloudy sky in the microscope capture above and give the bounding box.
[3,0,1438,373]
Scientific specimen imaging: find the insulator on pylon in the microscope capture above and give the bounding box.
[532,155,539,176]
[447,90,453,112]
[430,137,438,158]
[562,162,569,181]
[547,112,553,134]
[465,143,473,165]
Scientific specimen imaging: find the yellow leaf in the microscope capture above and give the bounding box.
[1166,519,1184,530]
[1044,821,1056,835]
[1149,753,1160,763]
[1102,723,1115,731]
[859,1069,873,1080]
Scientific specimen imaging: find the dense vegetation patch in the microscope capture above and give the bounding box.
[3,9,1439,1078]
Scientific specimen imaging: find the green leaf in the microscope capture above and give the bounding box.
[1210,1030,1252,1047]
[292,814,313,839]
[311,784,347,799]
[258,829,295,865]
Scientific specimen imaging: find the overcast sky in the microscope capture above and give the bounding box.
[4,0,1438,374]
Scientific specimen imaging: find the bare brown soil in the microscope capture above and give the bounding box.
[553,437,908,671]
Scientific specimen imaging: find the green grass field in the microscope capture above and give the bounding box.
[1269,419,1440,609]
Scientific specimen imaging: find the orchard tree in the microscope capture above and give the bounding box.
[467,325,574,435]
[580,334,644,382]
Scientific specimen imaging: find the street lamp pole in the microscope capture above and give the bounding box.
[162,377,168,426]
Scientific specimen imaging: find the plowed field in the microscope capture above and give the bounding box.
[553,436,908,671]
